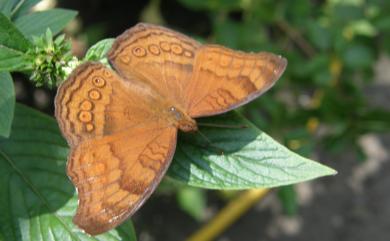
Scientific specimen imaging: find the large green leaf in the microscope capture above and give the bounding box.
[0,12,31,51]
[168,112,336,189]
[0,71,14,137]
[0,0,17,17]
[15,9,77,37]
[12,0,41,19]
[0,104,137,241]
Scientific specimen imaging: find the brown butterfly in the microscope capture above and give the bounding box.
[55,23,287,235]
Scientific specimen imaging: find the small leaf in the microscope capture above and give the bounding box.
[0,12,31,51]
[15,9,77,37]
[0,45,29,71]
[0,71,14,137]
[84,38,115,65]
[0,104,137,241]
[169,112,337,189]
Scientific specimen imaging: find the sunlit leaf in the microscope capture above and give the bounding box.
[169,112,337,189]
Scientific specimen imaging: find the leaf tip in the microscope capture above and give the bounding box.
[315,161,338,177]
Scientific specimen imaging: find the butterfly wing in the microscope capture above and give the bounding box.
[55,62,177,235]
[185,45,287,117]
[68,123,176,235]
[108,23,201,109]
[55,62,162,147]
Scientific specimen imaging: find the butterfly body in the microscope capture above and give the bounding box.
[55,22,287,235]
[168,106,198,132]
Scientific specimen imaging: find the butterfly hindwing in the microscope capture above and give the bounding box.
[68,124,177,235]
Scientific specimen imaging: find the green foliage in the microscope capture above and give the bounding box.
[178,0,242,11]
[0,104,137,241]
[84,38,115,65]
[11,0,41,18]
[0,1,77,87]
[169,112,335,189]
[277,185,298,216]
[0,72,14,137]
[25,29,78,87]
[0,44,29,71]
[0,12,31,71]
[0,0,39,18]
[174,0,390,215]
[15,9,77,37]
[0,12,31,51]
[177,186,206,221]
[178,0,390,155]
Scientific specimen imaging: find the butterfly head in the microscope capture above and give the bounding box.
[168,106,198,132]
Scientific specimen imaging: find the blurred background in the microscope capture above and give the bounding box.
[15,0,390,240]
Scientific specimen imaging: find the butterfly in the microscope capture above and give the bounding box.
[55,23,287,235]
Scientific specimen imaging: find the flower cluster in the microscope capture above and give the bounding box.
[25,29,79,88]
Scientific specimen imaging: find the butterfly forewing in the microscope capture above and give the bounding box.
[108,23,201,109]
[55,62,160,146]
[185,45,287,117]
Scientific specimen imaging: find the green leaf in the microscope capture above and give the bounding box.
[307,21,331,50]
[347,19,377,37]
[178,0,242,10]
[277,185,298,215]
[168,112,336,189]
[15,9,77,37]
[0,104,137,241]
[0,12,31,51]
[214,20,268,51]
[0,71,14,137]
[177,187,206,221]
[0,0,17,17]
[84,38,114,65]
[342,44,374,68]
[12,0,41,19]
[0,45,28,71]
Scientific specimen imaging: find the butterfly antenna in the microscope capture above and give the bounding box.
[196,129,224,155]
[198,123,248,129]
